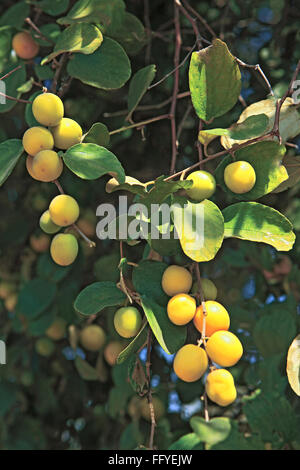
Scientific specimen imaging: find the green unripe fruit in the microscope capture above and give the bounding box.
[185,170,216,201]
[35,337,55,357]
[192,278,218,300]
[51,118,83,150]
[49,194,80,227]
[40,210,61,234]
[114,307,142,338]
[46,318,67,341]
[50,233,78,266]
[32,93,64,127]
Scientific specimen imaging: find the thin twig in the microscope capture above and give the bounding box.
[236,58,274,96]
[175,0,202,49]
[109,114,170,136]
[181,0,217,38]
[169,1,182,175]
[144,0,152,64]
[25,17,55,44]
[146,329,156,450]
[51,53,68,93]
[0,65,22,81]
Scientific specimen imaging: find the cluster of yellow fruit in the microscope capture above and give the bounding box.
[185,162,256,201]
[22,92,84,266]
[162,265,243,407]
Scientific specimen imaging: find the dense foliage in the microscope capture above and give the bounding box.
[0,0,300,451]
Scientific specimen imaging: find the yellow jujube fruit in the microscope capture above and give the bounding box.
[32,93,64,127]
[35,338,55,357]
[193,301,230,337]
[205,369,237,406]
[185,170,216,201]
[173,344,208,382]
[206,330,243,367]
[22,126,54,156]
[162,265,193,297]
[114,307,142,338]
[167,293,196,326]
[0,281,16,300]
[51,118,83,150]
[46,318,67,341]
[80,324,106,352]
[31,150,63,182]
[39,210,61,234]
[29,233,50,253]
[224,161,256,194]
[49,194,80,227]
[12,31,39,59]
[4,293,18,312]
[50,233,78,266]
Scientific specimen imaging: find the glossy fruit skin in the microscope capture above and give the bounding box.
[51,118,83,150]
[46,318,67,341]
[35,338,55,357]
[205,369,237,406]
[162,265,193,297]
[167,294,196,326]
[31,150,63,182]
[49,194,80,227]
[40,210,61,234]
[30,233,50,253]
[104,341,124,366]
[12,31,39,59]
[192,278,218,301]
[193,301,230,337]
[185,171,216,201]
[114,307,142,338]
[32,93,64,127]
[224,161,256,194]
[50,233,78,266]
[206,330,243,367]
[140,396,165,422]
[22,126,54,156]
[173,344,208,382]
[80,325,106,352]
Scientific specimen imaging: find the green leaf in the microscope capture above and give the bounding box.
[141,295,186,355]
[36,253,72,283]
[287,334,300,396]
[143,176,192,207]
[106,12,147,56]
[273,154,300,193]
[127,64,156,119]
[34,24,61,47]
[221,97,300,150]
[211,420,264,450]
[215,141,288,200]
[42,23,103,64]
[190,417,232,447]
[67,37,131,90]
[74,357,99,381]
[223,202,295,251]
[74,281,126,316]
[34,63,54,81]
[27,308,56,337]
[253,309,296,358]
[168,433,202,450]
[0,139,24,186]
[199,114,269,141]
[0,1,30,29]
[17,78,34,94]
[189,39,241,121]
[0,61,26,113]
[31,0,70,16]
[0,26,13,70]
[116,323,148,364]
[243,391,299,443]
[171,196,224,262]
[58,0,125,29]
[16,279,57,320]
[132,260,169,306]
[25,91,43,127]
[106,176,148,197]
[63,143,125,182]
[83,122,110,147]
